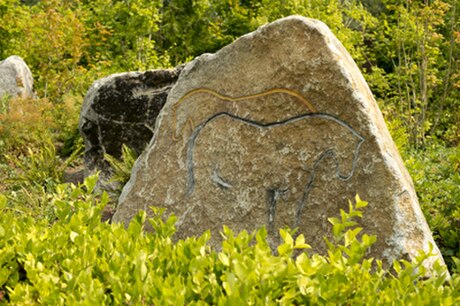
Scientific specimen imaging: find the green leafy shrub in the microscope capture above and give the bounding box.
[0,185,456,304]
[406,142,460,272]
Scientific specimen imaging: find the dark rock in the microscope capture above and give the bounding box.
[78,67,183,183]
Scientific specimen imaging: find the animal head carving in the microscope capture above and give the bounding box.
[312,114,364,181]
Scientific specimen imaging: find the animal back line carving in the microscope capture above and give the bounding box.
[171,88,317,141]
[186,111,365,229]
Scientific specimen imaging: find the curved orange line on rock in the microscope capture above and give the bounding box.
[171,88,317,141]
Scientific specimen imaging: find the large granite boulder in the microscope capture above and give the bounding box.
[113,16,445,269]
[78,67,182,181]
[0,55,35,100]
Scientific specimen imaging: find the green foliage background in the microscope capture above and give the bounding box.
[0,0,459,303]
[1,0,458,143]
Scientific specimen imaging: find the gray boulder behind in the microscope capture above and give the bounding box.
[78,67,182,183]
[0,55,35,100]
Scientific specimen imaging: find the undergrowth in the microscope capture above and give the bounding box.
[0,181,456,304]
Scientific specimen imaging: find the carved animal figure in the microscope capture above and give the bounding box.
[187,112,364,230]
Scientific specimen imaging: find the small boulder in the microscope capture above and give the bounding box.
[0,55,35,100]
[78,67,182,184]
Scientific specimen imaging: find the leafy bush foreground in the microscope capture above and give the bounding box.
[0,175,457,305]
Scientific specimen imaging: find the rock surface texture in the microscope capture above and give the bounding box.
[113,16,445,269]
[0,55,35,100]
[79,67,182,178]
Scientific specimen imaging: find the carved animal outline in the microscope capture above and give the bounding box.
[187,112,364,229]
